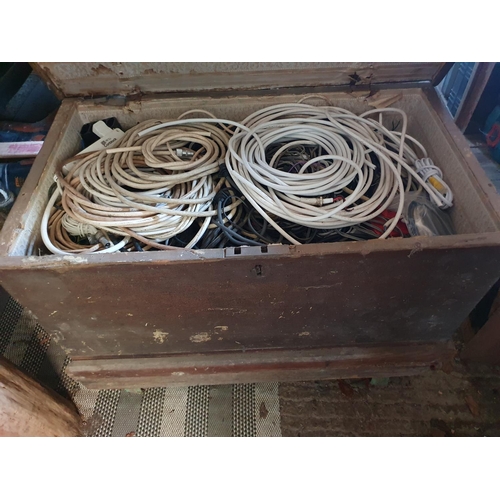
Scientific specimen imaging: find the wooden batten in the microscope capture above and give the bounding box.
[67,343,456,390]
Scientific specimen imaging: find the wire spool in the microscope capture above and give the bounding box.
[41,114,232,255]
[225,101,447,245]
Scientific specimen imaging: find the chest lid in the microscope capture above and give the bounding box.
[32,62,450,99]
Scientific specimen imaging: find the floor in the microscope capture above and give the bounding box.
[280,366,500,437]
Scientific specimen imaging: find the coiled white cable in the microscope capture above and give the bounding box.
[414,158,453,209]
[223,102,450,244]
[61,213,98,237]
[41,185,129,255]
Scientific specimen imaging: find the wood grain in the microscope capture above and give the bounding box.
[0,100,79,255]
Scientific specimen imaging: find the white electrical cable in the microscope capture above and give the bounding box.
[220,102,451,244]
[0,188,14,208]
[41,186,129,254]
[61,213,98,237]
[414,158,453,208]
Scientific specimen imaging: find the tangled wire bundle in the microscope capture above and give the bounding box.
[41,99,453,254]
[224,100,450,245]
[41,112,234,254]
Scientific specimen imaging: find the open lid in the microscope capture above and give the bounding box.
[32,62,450,99]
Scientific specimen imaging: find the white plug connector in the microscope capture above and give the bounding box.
[62,121,125,175]
[82,121,125,153]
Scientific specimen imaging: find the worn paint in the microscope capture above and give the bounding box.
[207,307,247,313]
[408,242,423,258]
[153,330,169,344]
[81,340,95,352]
[300,284,339,290]
[190,333,211,343]
[66,342,456,390]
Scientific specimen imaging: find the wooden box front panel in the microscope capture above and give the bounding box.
[1,235,499,359]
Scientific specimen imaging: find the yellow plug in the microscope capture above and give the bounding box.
[429,176,446,194]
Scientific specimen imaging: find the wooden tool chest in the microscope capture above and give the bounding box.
[0,63,499,389]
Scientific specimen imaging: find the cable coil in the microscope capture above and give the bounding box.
[41,113,234,254]
[224,101,448,245]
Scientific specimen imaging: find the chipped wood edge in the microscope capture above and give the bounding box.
[31,63,444,98]
[0,100,79,257]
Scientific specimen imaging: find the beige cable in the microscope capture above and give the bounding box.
[42,115,232,255]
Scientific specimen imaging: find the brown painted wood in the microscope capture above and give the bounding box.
[67,342,455,389]
[461,291,500,364]
[455,63,496,132]
[29,62,66,100]
[431,62,454,86]
[0,356,81,436]
[30,62,446,98]
[0,234,499,361]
